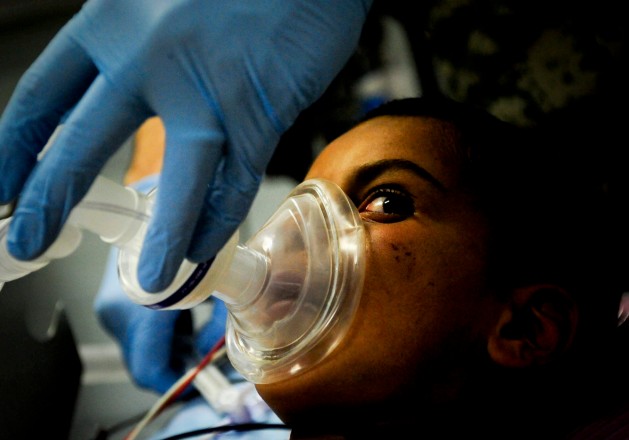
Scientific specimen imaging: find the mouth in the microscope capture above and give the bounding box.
[263,270,305,322]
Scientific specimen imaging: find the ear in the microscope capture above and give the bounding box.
[488,285,578,368]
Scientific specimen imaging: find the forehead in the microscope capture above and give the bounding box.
[306,115,463,188]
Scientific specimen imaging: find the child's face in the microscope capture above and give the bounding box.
[256,115,503,425]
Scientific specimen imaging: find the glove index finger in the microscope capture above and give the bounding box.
[0,30,99,204]
[137,121,225,293]
[6,75,149,261]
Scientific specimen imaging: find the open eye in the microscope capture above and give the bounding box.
[358,187,415,223]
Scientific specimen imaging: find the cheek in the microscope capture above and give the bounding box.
[358,223,489,342]
[367,220,487,287]
[346,228,438,356]
[363,226,441,311]
[377,239,420,282]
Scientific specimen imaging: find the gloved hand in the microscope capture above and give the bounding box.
[95,245,229,394]
[0,0,373,293]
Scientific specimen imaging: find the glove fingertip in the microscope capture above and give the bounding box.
[6,211,49,260]
[137,240,182,293]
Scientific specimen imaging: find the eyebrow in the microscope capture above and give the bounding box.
[352,158,447,192]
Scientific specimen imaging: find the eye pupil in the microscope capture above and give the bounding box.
[383,196,413,216]
[382,198,394,213]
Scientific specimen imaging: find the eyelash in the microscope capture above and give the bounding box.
[357,186,416,223]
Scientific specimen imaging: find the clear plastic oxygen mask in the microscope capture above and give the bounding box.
[0,176,366,384]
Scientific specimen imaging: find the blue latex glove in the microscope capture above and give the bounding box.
[94,175,229,394]
[95,245,229,394]
[0,0,373,293]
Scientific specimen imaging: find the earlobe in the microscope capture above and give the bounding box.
[488,285,578,368]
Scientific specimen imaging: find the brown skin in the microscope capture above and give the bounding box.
[255,115,526,435]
